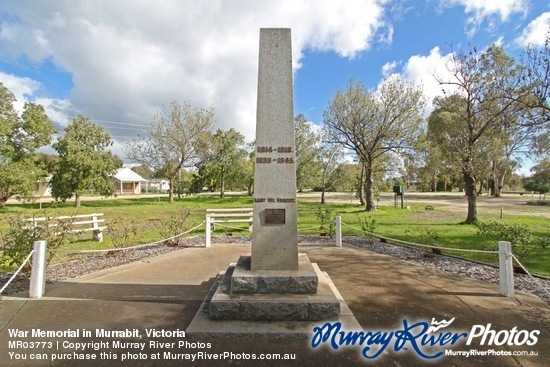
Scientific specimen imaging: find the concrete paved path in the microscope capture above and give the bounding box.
[1,243,548,366]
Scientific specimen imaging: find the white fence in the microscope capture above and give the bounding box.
[26,213,106,242]
[205,208,253,247]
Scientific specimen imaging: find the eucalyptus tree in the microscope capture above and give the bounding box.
[50,115,121,207]
[196,128,248,199]
[0,83,55,207]
[317,135,344,204]
[433,45,538,223]
[125,100,214,202]
[517,34,549,160]
[131,164,153,180]
[323,77,425,211]
[294,114,321,191]
[523,161,550,199]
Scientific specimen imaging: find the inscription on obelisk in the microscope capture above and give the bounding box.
[251,28,298,270]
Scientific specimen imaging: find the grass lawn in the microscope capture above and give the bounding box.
[1,193,548,276]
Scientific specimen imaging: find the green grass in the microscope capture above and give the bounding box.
[1,193,549,276]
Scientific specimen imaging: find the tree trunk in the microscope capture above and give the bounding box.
[358,164,365,206]
[75,194,81,208]
[477,179,484,196]
[321,176,326,204]
[364,164,376,212]
[495,171,506,197]
[432,174,437,192]
[464,172,477,224]
[0,195,9,208]
[168,176,175,203]
[220,168,225,199]
[490,161,496,196]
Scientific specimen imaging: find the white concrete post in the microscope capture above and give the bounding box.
[92,215,103,242]
[499,241,514,298]
[335,216,342,247]
[205,216,211,248]
[29,241,47,298]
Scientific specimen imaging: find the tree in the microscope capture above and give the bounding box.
[0,83,55,207]
[428,95,491,197]
[125,100,214,202]
[332,163,362,194]
[173,169,195,199]
[317,135,343,204]
[523,161,550,199]
[416,132,446,192]
[50,115,122,207]
[131,164,153,180]
[196,128,247,198]
[190,163,218,193]
[519,33,550,159]
[240,151,255,196]
[295,114,321,191]
[433,45,535,223]
[323,77,425,211]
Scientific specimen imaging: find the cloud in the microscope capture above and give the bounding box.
[0,0,391,156]
[0,71,72,124]
[515,12,550,47]
[0,72,41,111]
[398,47,455,116]
[442,0,528,36]
[381,60,399,76]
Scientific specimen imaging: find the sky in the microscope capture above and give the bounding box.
[0,0,548,170]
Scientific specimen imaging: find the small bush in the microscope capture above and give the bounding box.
[357,214,377,242]
[404,228,440,256]
[154,209,192,240]
[0,212,76,272]
[107,216,139,249]
[477,220,548,262]
[316,206,335,238]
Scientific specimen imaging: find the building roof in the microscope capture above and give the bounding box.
[114,167,149,182]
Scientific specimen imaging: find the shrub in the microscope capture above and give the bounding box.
[404,228,440,256]
[107,216,139,249]
[357,214,377,242]
[0,212,75,272]
[476,220,548,262]
[316,206,335,238]
[154,209,192,240]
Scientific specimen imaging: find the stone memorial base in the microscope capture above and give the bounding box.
[230,254,319,295]
[186,253,361,338]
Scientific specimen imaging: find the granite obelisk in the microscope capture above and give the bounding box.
[252,28,298,270]
[186,28,361,336]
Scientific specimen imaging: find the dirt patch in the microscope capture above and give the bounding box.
[299,191,550,218]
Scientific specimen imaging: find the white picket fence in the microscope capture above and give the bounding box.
[25,213,106,242]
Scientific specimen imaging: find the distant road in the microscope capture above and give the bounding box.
[5,191,548,218]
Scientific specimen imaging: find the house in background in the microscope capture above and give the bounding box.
[146,178,170,193]
[35,176,52,197]
[113,168,148,195]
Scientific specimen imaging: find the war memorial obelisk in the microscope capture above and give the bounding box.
[187,28,359,337]
[251,28,298,271]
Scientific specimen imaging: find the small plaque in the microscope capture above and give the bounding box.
[265,209,285,224]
